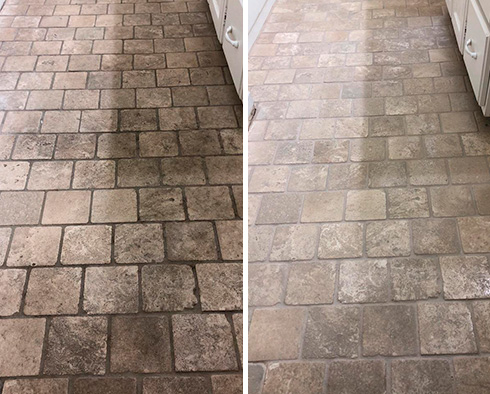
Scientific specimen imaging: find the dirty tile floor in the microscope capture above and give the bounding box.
[248,0,490,392]
[0,0,243,391]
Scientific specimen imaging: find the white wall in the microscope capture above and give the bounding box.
[248,0,277,51]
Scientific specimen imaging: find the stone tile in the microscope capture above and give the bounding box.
[249,166,289,193]
[431,185,475,217]
[474,184,490,214]
[448,157,490,184]
[24,267,81,315]
[97,133,137,159]
[440,256,490,299]
[0,135,15,160]
[256,194,301,224]
[0,318,46,376]
[43,316,107,375]
[301,191,344,222]
[412,218,460,254]
[0,162,29,190]
[197,263,242,311]
[339,259,389,303]
[110,316,171,373]
[0,227,11,265]
[179,130,221,155]
[0,269,26,316]
[211,375,242,394]
[159,107,197,130]
[328,360,386,394]
[407,159,448,185]
[186,186,235,220]
[114,223,164,264]
[270,224,318,261]
[350,139,386,162]
[392,360,454,394]
[362,305,418,356]
[7,226,61,267]
[139,132,178,157]
[440,111,477,133]
[288,165,328,191]
[473,301,490,352]
[43,190,91,224]
[216,221,243,260]
[387,187,429,218]
[161,157,206,185]
[303,306,360,358]
[369,161,407,187]
[285,262,335,305]
[318,222,363,259]
[3,379,69,394]
[206,156,242,185]
[262,362,325,394]
[139,188,185,221]
[366,220,410,257]
[166,222,217,261]
[391,258,440,301]
[91,189,137,223]
[172,314,237,371]
[72,378,135,394]
[454,357,490,394]
[61,225,111,265]
[83,266,138,314]
[328,163,368,189]
[249,263,285,306]
[424,134,463,158]
[55,134,96,159]
[346,189,386,220]
[117,158,160,187]
[2,111,42,133]
[80,110,118,132]
[143,377,211,394]
[312,140,348,163]
[249,308,305,361]
[0,191,44,225]
[141,264,196,312]
[73,160,115,189]
[418,303,477,354]
[28,161,73,190]
[458,217,490,252]
[232,313,243,364]
[249,364,265,394]
[42,110,81,133]
[12,135,55,160]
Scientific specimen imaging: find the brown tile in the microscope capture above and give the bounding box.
[166,222,217,261]
[41,110,81,133]
[339,259,389,303]
[139,188,185,221]
[3,379,68,394]
[366,220,410,257]
[346,189,386,220]
[117,158,160,187]
[0,191,44,225]
[270,224,318,261]
[458,217,490,253]
[179,130,221,155]
[0,269,26,316]
[391,360,454,394]
[28,161,73,190]
[186,186,235,220]
[12,135,55,160]
[61,225,112,265]
[391,257,440,301]
[2,111,42,133]
[43,316,107,375]
[328,361,386,394]
[72,378,135,394]
[197,263,242,311]
[80,110,118,132]
[440,256,490,299]
[454,357,490,394]
[318,222,363,259]
[73,160,115,189]
[55,134,96,159]
[143,377,210,394]
[43,190,91,224]
[172,314,237,371]
[0,161,29,190]
[474,184,490,214]
[91,189,137,223]
[114,223,163,264]
[262,363,325,394]
[249,263,285,306]
[448,157,490,184]
[26,90,63,110]
[8,226,61,267]
[24,267,81,315]
[412,218,460,254]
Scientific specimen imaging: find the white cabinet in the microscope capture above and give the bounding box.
[208,0,243,99]
[451,0,468,52]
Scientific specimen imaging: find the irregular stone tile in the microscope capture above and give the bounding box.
[362,304,418,356]
[275,141,314,164]
[391,258,440,301]
[412,218,460,254]
[303,306,360,358]
[454,357,490,394]
[211,375,242,394]
[288,165,328,191]
[8,226,61,267]
[0,318,45,376]
[345,189,386,220]
[350,138,386,161]
[139,188,185,221]
[166,222,217,261]
[440,256,490,299]
[301,191,344,222]
[139,132,178,157]
[328,360,386,394]
[418,303,477,355]
[142,264,196,312]
[3,379,68,394]
[391,359,454,394]
[232,313,243,364]
[186,186,235,220]
[249,166,289,193]
[12,135,55,160]
[172,314,237,371]
[43,316,107,375]
[114,223,164,264]
[249,364,265,394]
[216,220,243,260]
[387,187,429,218]
[249,263,285,306]
[430,185,475,217]
[448,157,490,184]
[366,220,410,257]
[407,159,448,185]
[0,161,29,190]
[73,378,136,394]
[256,194,301,224]
[474,184,490,214]
[269,224,318,261]
[328,163,368,189]
[339,259,389,303]
[91,189,137,223]
[42,190,91,224]
[27,161,73,190]
[473,301,490,352]
[285,262,335,305]
[161,157,206,185]
[143,377,211,394]
[0,227,10,265]
[458,217,490,253]
[368,161,407,187]
[25,267,81,315]
[83,266,138,314]
[55,134,96,159]
[0,191,44,225]
[318,222,363,259]
[197,263,242,311]
[61,225,112,265]
[249,308,305,361]
[110,316,171,373]
[262,362,325,394]
[0,269,26,316]
[440,111,477,133]
[312,140,349,163]
[117,158,160,187]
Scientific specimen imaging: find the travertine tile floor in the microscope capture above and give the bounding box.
[248,0,490,392]
[0,0,243,391]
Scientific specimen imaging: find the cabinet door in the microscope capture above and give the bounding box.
[463,0,490,105]
[446,0,453,15]
[222,0,243,98]
[451,0,468,53]
[208,0,226,42]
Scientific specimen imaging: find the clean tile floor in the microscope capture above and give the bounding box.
[248,0,490,392]
[0,0,243,391]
